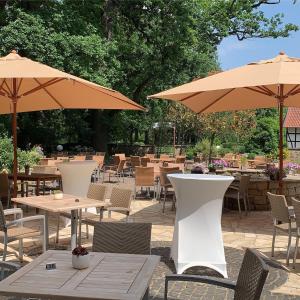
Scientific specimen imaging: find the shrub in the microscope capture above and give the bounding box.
[0,135,42,172]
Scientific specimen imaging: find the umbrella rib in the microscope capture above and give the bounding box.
[178,91,204,102]
[197,88,235,114]
[16,78,23,95]
[74,79,144,110]
[244,87,270,96]
[285,84,300,96]
[33,78,64,108]
[0,79,7,97]
[3,79,12,97]
[20,78,65,97]
[259,86,276,96]
[289,86,300,96]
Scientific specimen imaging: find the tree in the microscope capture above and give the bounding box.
[0,0,297,152]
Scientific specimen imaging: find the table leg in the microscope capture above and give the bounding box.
[36,179,40,196]
[71,209,78,250]
[21,180,24,197]
[44,211,49,250]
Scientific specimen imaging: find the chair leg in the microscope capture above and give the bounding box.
[2,234,7,261]
[287,228,292,265]
[164,278,169,300]
[237,194,241,217]
[293,235,299,269]
[272,226,276,257]
[19,239,23,262]
[162,188,167,213]
[246,193,251,213]
[243,195,247,216]
[56,214,60,244]
[86,223,89,239]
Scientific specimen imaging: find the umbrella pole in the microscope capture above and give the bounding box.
[278,84,284,194]
[12,78,18,198]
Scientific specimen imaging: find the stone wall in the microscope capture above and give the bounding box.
[248,179,300,210]
[225,178,300,211]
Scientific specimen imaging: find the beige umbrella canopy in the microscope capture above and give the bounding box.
[0,50,144,196]
[150,52,300,192]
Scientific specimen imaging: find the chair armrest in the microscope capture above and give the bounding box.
[165,274,236,290]
[107,207,131,213]
[6,215,45,227]
[0,261,20,270]
[228,185,239,191]
[4,208,23,218]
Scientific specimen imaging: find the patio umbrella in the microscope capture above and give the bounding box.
[0,50,144,196]
[149,51,300,193]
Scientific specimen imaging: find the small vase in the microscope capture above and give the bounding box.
[54,192,63,200]
[72,254,90,269]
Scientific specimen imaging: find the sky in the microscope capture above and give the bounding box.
[218,1,300,70]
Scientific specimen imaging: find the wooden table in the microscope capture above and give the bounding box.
[8,173,62,196]
[12,194,110,249]
[0,250,160,300]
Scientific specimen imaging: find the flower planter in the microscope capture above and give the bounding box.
[72,254,90,269]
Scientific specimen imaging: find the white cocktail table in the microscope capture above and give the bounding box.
[168,174,234,277]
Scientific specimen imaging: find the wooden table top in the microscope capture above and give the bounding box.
[8,173,61,180]
[12,194,110,213]
[0,250,160,300]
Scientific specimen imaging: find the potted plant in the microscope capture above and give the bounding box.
[212,159,228,170]
[265,166,286,181]
[208,162,216,173]
[53,190,64,200]
[72,245,90,269]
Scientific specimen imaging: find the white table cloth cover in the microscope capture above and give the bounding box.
[57,160,97,197]
[168,174,234,277]
[57,161,98,231]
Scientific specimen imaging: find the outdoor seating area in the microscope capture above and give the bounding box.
[1,2,300,299]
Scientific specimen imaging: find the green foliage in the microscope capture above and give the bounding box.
[194,139,217,162]
[0,0,297,154]
[0,135,42,172]
[245,116,279,154]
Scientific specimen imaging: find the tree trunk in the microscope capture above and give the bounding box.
[92,110,109,152]
[144,130,149,144]
[208,132,216,163]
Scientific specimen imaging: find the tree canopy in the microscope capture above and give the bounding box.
[0,0,298,155]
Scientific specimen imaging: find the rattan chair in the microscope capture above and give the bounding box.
[134,166,156,199]
[291,197,300,269]
[131,156,141,168]
[80,184,107,239]
[165,248,269,300]
[73,155,86,161]
[225,175,250,216]
[159,167,180,213]
[0,202,46,261]
[56,184,107,243]
[82,186,132,227]
[141,157,150,167]
[104,159,126,182]
[92,222,151,254]
[0,260,19,281]
[92,155,105,181]
[267,192,296,265]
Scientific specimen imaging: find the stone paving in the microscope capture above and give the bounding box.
[2,177,300,299]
